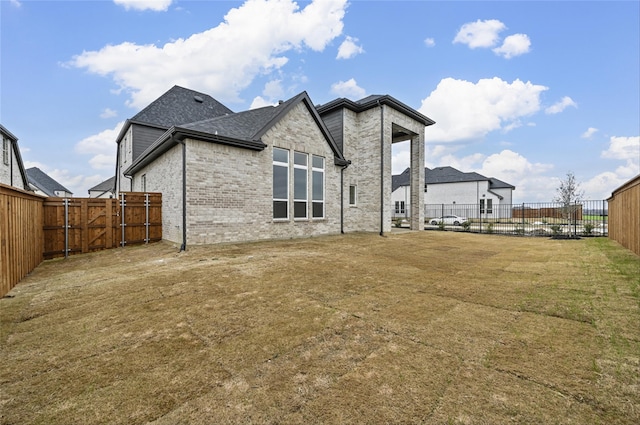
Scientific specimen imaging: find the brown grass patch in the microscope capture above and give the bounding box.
[1,232,638,424]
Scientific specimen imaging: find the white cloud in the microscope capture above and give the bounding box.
[337,36,364,59]
[601,136,640,161]
[100,108,118,119]
[330,78,366,99]
[113,0,173,12]
[70,0,348,108]
[545,96,577,114]
[419,77,548,142]
[263,79,285,100]
[581,127,599,139]
[75,121,123,171]
[453,19,506,48]
[424,38,435,47]
[249,96,278,109]
[492,33,531,59]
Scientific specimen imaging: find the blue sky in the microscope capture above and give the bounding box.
[1,0,638,202]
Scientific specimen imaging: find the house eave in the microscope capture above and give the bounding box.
[317,96,435,127]
[124,127,267,176]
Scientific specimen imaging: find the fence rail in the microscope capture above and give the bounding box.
[393,200,609,237]
[43,192,162,260]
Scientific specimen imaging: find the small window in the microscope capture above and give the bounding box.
[395,201,405,214]
[273,147,289,219]
[2,138,9,166]
[349,185,357,206]
[487,199,493,214]
[141,174,146,192]
[480,199,485,214]
[312,155,324,218]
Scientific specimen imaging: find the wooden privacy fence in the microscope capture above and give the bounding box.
[1,189,162,297]
[43,192,162,260]
[607,175,640,256]
[1,184,44,298]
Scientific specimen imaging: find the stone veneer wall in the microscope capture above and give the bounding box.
[178,102,342,245]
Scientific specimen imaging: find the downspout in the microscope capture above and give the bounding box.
[179,139,187,252]
[378,100,384,236]
[340,161,351,234]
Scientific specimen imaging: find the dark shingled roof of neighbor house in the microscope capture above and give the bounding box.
[26,167,72,197]
[88,176,116,192]
[391,166,515,192]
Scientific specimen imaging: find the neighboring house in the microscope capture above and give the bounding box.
[26,167,73,197]
[88,176,116,198]
[118,87,434,247]
[0,124,30,191]
[392,166,515,219]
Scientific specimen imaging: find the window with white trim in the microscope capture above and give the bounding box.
[141,174,146,192]
[349,185,357,206]
[294,152,308,219]
[487,199,493,214]
[395,201,405,214]
[480,199,485,214]
[273,147,289,219]
[312,155,324,218]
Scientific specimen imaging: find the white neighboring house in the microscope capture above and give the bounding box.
[88,176,116,198]
[26,167,73,197]
[392,166,515,219]
[0,124,30,191]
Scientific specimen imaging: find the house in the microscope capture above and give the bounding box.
[117,86,434,247]
[26,167,73,197]
[0,125,30,191]
[88,176,116,198]
[392,166,515,219]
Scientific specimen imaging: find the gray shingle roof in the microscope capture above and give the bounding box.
[392,166,515,191]
[88,176,115,192]
[26,167,72,196]
[131,86,234,128]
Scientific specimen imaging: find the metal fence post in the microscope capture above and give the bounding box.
[64,198,69,259]
[120,193,126,247]
[145,193,149,244]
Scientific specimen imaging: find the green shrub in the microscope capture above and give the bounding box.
[438,221,446,231]
[550,224,562,235]
[583,223,595,235]
[485,222,494,234]
[462,221,471,232]
[393,217,404,228]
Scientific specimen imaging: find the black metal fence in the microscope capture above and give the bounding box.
[392,200,608,237]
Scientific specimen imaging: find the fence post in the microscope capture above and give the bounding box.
[145,193,149,244]
[64,198,69,259]
[120,193,126,247]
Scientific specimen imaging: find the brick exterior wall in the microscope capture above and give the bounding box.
[136,102,343,245]
[342,104,425,234]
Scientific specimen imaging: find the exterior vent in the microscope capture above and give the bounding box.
[194,95,204,103]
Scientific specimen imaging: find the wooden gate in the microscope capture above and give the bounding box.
[43,193,162,260]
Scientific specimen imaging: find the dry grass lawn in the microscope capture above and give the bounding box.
[1,231,638,424]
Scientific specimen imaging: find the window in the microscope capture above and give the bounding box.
[2,138,8,165]
[273,148,289,219]
[487,199,493,214]
[349,185,357,206]
[395,201,405,214]
[312,155,324,218]
[141,174,146,192]
[294,152,308,219]
[480,199,485,214]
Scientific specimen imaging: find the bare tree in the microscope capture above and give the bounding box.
[554,171,584,236]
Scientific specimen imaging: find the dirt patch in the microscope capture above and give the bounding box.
[1,232,638,424]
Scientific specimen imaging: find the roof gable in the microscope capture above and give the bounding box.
[125,91,347,176]
[26,167,72,196]
[317,94,435,127]
[1,124,30,190]
[88,176,116,192]
[392,166,515,190]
